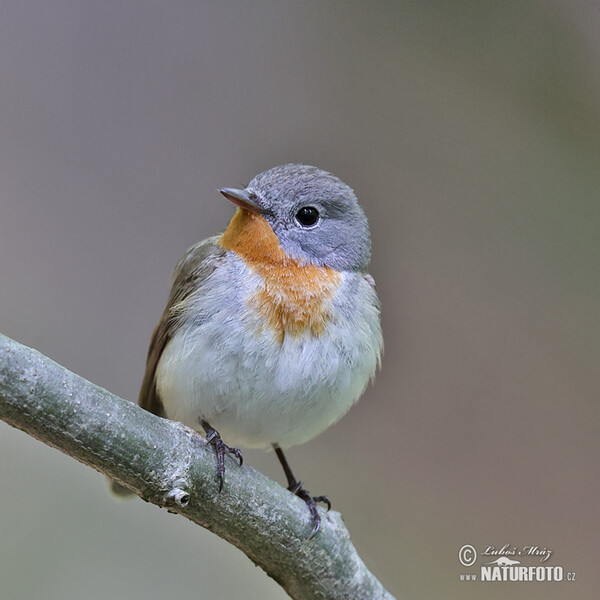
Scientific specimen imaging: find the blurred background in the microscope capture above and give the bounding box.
[1,2,599,599]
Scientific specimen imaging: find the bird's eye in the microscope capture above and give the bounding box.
[295,206,320,228]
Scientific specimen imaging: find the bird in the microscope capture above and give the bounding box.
[137,164,382,536]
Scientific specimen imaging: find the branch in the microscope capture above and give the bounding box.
[0,333,396,600]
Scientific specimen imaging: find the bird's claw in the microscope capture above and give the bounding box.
[201,420,243,492]
[289,483,331,538]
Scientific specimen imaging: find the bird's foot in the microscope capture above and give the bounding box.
[273,444,331,538]
[288,480,331,539]
[201,420,243,492]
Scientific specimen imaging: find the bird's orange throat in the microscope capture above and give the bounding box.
[218,209,341,341]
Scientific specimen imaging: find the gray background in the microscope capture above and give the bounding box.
[1,2,598,599]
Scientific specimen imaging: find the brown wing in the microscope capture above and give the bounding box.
[138,236,226,416]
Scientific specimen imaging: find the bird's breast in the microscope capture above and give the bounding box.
[218,209,341,341]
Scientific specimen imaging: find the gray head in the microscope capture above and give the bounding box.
[220,164,371,272]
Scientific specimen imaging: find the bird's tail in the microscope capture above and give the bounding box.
[108,477,135,497]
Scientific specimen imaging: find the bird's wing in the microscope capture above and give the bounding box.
[138,236,226,416]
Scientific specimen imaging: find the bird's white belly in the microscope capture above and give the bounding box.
[155,317,377,450]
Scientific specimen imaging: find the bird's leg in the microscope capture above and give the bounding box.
[201,419,243,492]
[273,443,331,538]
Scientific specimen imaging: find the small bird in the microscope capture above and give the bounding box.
[138,164,382,536]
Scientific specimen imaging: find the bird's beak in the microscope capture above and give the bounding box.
[219,188,262,214]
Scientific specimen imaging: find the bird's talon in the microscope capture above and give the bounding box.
[233,448,243,466]
[309,515,321,539]
[200,420,243,492]
[288,484,329,538]
[313,495,331,511]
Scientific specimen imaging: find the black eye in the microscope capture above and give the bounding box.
[295,206,320,228]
